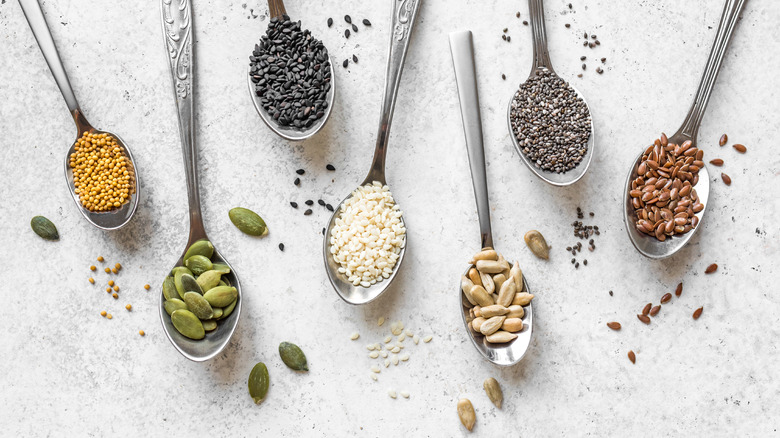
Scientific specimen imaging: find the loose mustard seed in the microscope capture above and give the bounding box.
[139,330,145,336]
[90,265,96,271]
[89,278,95,284]
[100,311,107,317]
[69,132,134,212]
[104,268,111,273]
[108,280,115,287]
[115,263,122,270]
[97,256,104,262]
[144,284,150,290]
[112,293,118,299]
[106,287,111,293]
[113,286,120,292]
[125,304,132,311]
[107,314,113,319]
[111,268,118,274]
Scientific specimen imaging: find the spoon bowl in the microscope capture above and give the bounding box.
[322,0,421,305]
[20,0,139,230]
[159,239,242,362]
[507,67,595,187]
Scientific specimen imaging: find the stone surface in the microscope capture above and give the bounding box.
[1,0,778,436]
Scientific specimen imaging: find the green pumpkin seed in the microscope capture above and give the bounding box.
[180,274,203,295]
[162,277,178,301]
[248,362,269,404]
[171,309,205,340]
[211,307,224,319]
[211,263,231,274]
[219,299,237,320]
[279,342,309,371]
[203,286,238,308]
[196,270,222,291]
[173,267,193,299]
[185,255,213,276]
[218,279,228,287]
[183,292,214,320]
[184,240,214,261]
[202,319,218,331]
[171,266,193,277]
[229,207,268,236]
[164,298,188,315]
[31,216,59,241]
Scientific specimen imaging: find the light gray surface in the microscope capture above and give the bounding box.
[0,0,778,436]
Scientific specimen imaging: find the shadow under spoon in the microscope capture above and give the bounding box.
[623,0,746,259]
[450,31,533,366]
[323,0,422,305]
[19,0,139,230]
[159,0,242,361]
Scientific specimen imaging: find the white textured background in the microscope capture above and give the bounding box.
[1,0,778,436]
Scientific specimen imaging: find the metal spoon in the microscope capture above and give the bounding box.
[506,0,595,187]
[159,0,241,361]
[450,31,533,366]
[323,0,422,305]
[246,0,335,141]
[19,0,139,230]
[624,0,746,259]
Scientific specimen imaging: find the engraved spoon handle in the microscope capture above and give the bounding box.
[449,31,493,249]
[364,0,423,185]
[528,0,553,73]
[161,0,205,239]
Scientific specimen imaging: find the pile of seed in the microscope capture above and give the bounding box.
[69,131,135,212]
[249,15,331,129]
[329,182,406,287]
[509,70,592,173]
[350,318,432,391]
[629,134,704,241]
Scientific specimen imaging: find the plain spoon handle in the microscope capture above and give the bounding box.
[676,0,747,141]
[449,31,493,249]
[365,0,422,184]
[161,0,205,238]
[267,0,286,19]
[528,0,553,72]
[18,0,91,131]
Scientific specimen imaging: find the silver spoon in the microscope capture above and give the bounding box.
[506,0,595,187]
[159,0,241,361]
[624,0,746,259]
[450,31,533,366]
[323,0,422,305]
[246,0,335,141]
[19,0,139,230]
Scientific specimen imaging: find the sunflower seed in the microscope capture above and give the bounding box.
[377,317,385,326]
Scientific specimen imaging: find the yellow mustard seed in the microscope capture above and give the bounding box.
[144,284,150,290]
[70,132,135,212]
[97,256,104,262]
[107,314,113,320]
[89,278,95,284]
[125,304,132,311]
[115,263,122,270]
[106,287,111,293]
[113,286,120,292]
[104,267,111,273]
[139,330,145,336]
[90,265,96,271]
[112,293,118,299]
[111,268,118,274]
[100,311,107,317]
[108,280,115,287]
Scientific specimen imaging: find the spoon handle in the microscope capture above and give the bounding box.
[449,31,493,249]
[675,0,747,141]
[18,0,91,131]
[528,0,553,72]
[365,0,422,184]
[161,0,205,238]
[267,0,286,19]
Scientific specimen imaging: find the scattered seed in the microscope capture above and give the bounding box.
[721,173,732,185]
[144,284,150,290]
[507,36,511,42]
[384,358,390,368]
[649,305,661,316]
[384,335,392,343]
[278,243,285,251]
[607,322,621,330]
[413,334,420,344]
[404,329,413,337]
[642,303,652,316]
[304,209,312,216]
[344,15,351,24]
[367,344,375,351]
[97,256,104,262]
[523,20,528,25]
[388,389,397,399]
[370,373,377,381]
[580,56,586,61]
[350,331,360,340]
[660,293,672,304]
[125,304,132,311]
[423,335,433,343]
[502,74,506,80]
[104,268,111,273]
[719,134,728,146]
[381,351,388,358]
[107,314,113,320]
[675,282,683,297]
[502,34,507,41]
[709,158,724,166]
[595,40,600,45]
[113,286,120,292]
[111,268,118,274]
[565,23,571,28]
[352,24,358,32]
[294,177,300,186]
[628,350,636,364]
[342,59,349,68]
[352,54,358,64]
[371,365,380,373]
[609,290,613,296]
[733,144,746,153]
[100,311,107,317]
[582,63,586,70]
[400,390,410,398]
[596,67,603,74]
[391,355,399,365]
[601,57,606,63]
[345,29,350,38]
[377,317,385,326]
[637,314,651,324]
[568,3,573,9]
[693,306,703,320]
[112,293,118,299]
[362,19,371,26]
[88,278,95,284]
[369,351,379,359]
[400,353,409,361]
[327,17,333,27]
[139,330,145,336]
[90,265,96,271]
[705,263,718,274]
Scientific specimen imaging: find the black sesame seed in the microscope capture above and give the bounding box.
[304,209,312,216]
[507,36,511,42]
[582,63,586,70]
[601,57,607,63]
[305,200,314,206]
[294,177,300,186]
[583,259,588,266]
[326,164,335,171]
[326,204,334,212]
[296,169,305,175]
[352,54,358,63]
[523,20,528,25]
[343,59,349,68]
[609,290,613,296]
[565,23,571,28]
[584,32,588,39]
[278,243,285,251]
[502,74,506,80]
[568,3,572,9]
[344,15,351,24]
[290,201,298,208]
[595,40,600,45]
[317,199,325,206]
[345,29,350,38]
[516,11,520,17]
[327,17,333,27]
[503,28,508,33]
[575,262,579,268]
[589,212,594,217]
[362,19,371,26]
[502,34,507,41]
[580,56,586,61]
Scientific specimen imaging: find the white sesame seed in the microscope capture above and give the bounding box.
[404,330,413,337]
[388,389,397,399]
[350,332,360,340]
[370,374,378,381]
[370,365,381,373]
[367,344,375,351]
[400,390,410,398]
[381,351,388,358]
[423,335,433,343]
[384,359,390,368]
[413,334,420,344]
[384,335,392,343]
[391,346,401,354]
[400,353,410,361]
[397,333,406,342]
[369,352,379,359]
[392,355,399,365]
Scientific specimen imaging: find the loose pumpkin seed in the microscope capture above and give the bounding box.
[483,377,503,409]
[220,299,237,320]
[211,263,231,274]
[30,216,59,241]
[212,307,224,319]
[248,362,270,404]
[279,342,309,371]
[171,309,205,340]
[524,230,550,259]
[229,207,268,236]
